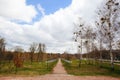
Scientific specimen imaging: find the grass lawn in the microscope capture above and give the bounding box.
[62,59,120,77]
[0,60,58,76]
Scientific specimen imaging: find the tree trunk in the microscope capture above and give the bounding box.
[110,40,114,70]
[99,39,103,67]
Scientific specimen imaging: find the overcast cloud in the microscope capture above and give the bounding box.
[0,0,103,53]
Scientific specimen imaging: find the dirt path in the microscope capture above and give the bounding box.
[52,59,67,74]
[0,59,120,80]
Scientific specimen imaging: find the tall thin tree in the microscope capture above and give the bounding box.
[96,0,120,70]
[29,42,37,63]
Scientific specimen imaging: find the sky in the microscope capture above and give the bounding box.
[0,0,103,53]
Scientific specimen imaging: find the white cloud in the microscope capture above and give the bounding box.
[70,0,103,23]
[0,0,37,22]
[0,0,104,53]
[37,4,45,16]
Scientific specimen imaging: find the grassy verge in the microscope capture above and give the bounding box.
[0,60,58,76]
[62,59,120,77]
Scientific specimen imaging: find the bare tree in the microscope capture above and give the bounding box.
[29,42,37,63]
[83,26,93,64]
[0,37,5,57]
[0,37,5,69]
[95,23,105,66]
[37,43,42,62]
[73,18,85,67]
[42,44,46,61]
[91,32,97,64]
[96,0,120,70]
[37,43,46,62]
[13,46,24,73]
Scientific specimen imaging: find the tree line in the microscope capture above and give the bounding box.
[0,36,59,72]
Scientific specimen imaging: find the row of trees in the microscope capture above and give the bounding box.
[29,43,46,63]
[13,42,46,65]
[0,36,58,69]
[73,0,120,70]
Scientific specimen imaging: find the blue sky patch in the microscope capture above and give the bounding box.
[26,0,72,15]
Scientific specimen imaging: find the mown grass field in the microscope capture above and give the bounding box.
[62,59,120,77]
[0,60,58,76]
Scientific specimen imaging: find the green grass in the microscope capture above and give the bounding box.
[62,59,120,77]
[0,60,58,76]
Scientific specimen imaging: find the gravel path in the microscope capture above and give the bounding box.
[0,59,120,80]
